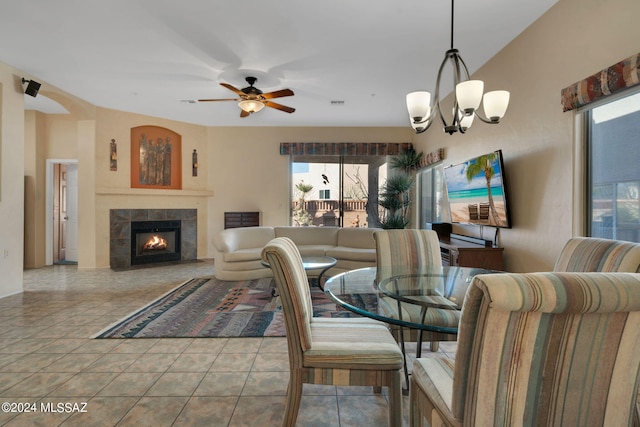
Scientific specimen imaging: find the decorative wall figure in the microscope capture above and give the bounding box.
[192,149,198,177]
[110,139,118,171]
[131,126,182,189]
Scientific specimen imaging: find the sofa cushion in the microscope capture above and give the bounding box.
[275,226,340,246]
[337,227,378,249]
[326,246,375,262]
[224,247,265,262]
[297,245,335,257]
[214,226,275,253]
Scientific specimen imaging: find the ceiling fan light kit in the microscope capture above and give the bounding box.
[199,76,295,118]
[238,99,265,113]
[407,0,510,135]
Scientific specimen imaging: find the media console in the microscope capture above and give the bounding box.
[438,233,504,270]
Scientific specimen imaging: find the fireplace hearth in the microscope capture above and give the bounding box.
[131,220,181,265]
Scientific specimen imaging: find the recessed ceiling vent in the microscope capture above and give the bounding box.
[330,100,345,105]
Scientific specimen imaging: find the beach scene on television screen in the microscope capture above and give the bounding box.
[444,152,509,227]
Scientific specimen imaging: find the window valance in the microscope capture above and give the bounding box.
[280,142,413,156]
[417,148,445,169]
[561,52,640,112]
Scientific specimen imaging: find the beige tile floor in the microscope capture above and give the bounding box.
[0,260,456,426]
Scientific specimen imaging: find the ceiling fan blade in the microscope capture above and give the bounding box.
[220,82,245,96]
[264,101,295,113]
[240,109,250,118]
[261,88,294,99]
[197,98,240,102]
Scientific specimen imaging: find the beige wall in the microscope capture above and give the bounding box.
[20,100,411,269]
[206,127,412,256]
[0,64,26,297]
[413,0,640,272]
[89,111,411,268]
[3,0,639,292]
[90,108,211,268]
[23,111,47,268]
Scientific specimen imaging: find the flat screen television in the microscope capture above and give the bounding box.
[443,149,512,228]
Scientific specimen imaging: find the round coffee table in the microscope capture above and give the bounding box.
[300,255,338,289]
[263,255,337,296]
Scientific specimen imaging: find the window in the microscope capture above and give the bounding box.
[586,91,640,243]
[418,164,448,228]
[290,156,388,227]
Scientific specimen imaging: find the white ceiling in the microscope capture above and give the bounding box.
[2,0,557,127]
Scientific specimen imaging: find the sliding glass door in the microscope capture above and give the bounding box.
[290,155,388,228]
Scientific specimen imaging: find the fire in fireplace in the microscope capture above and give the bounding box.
[142,235,169,252]
[131,220,181,265]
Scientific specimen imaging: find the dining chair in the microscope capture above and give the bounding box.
[555,236,640,426]
[553,236,640,273]
[409,271,640,427]
[374,229,459,354]
[262,237,404,427]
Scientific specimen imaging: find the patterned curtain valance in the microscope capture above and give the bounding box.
[416,148,445,169]
[561,52,640,112]
[280,142,413,156]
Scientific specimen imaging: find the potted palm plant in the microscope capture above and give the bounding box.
[378,150,423,229]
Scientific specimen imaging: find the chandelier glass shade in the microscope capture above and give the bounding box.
[238,99,265,113]
[407,0,510,134]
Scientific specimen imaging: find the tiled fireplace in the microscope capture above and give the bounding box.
[110,209,197,269]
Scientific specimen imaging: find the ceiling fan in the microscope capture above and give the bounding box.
[198,77,295,117]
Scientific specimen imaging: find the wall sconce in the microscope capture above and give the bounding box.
[21,78,41,97]
[110,139,118,171]
[192,149,198,176]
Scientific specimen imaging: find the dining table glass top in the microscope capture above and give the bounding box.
[323,266,497,333]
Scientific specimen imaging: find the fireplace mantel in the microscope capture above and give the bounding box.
[98,187,213,197]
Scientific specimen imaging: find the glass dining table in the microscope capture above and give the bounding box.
[324,266,495,332]
[324,266,497,389]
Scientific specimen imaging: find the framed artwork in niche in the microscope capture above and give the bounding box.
[131,125,182,189]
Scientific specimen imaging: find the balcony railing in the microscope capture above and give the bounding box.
[292,199,369,227]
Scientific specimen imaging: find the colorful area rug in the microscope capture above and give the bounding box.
[94,276,373,338]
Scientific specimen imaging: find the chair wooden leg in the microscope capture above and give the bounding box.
[388,370,403,427]
[398,326,410,391]
[282,372,303,427]
[409,379,422,427]
[430,341,439,352]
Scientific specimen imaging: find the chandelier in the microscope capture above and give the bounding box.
[406,0,510,135]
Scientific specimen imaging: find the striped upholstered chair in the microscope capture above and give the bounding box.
[554,236,640,273]
[409,271,640,427]
[262,237,404,427]
[375,229,459,354]
[554,237,640,426]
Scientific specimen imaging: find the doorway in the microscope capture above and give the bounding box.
[46,160,78,265]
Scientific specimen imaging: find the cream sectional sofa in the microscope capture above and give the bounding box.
[213,226,378,281]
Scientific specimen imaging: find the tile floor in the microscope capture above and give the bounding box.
[0,260,456,426]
